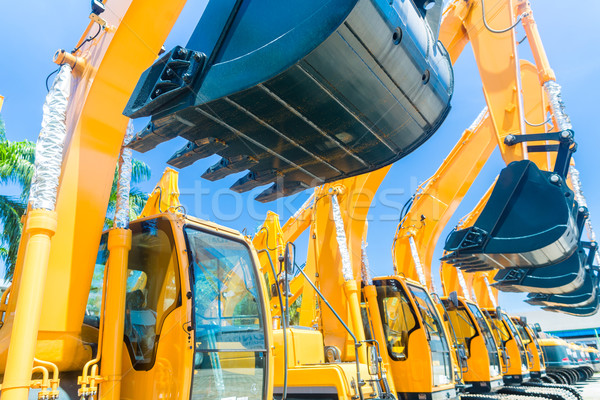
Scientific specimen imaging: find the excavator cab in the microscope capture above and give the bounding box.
[123,0,453,202]
[440,296,503,392]
[511,317,546,379]
[98,213,273,400]
[443,158,579,271]
[373,277,457,400]
[482,309,530,384]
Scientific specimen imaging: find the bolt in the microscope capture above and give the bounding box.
[549,174,560,184]
[177,48,188,57]
[183,73,192,83]
[165,68,173,77]
[192,52,202,62]
[561,130,571,139]
[154,89,161,96]
[504,135,516,145]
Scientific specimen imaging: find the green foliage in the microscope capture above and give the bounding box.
[289,294,302,326]
[0,115,151,279]
[103,159,151,229]
[0,115,32,280]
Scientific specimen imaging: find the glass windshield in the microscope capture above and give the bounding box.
[407,284,453,386]
[502,314,528,370]
[466,303,501,375]
[124,218,181,369]
[513,321,531,346]
[186,227,266,400]
[542,345,568,363]
[485,312,510,346]
[375,279,418,360]
[441,301,477,358]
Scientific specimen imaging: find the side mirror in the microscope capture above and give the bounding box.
[520,316,527,325]
[284,242,295,273]
[449,291,459,309]
[534,323,542,333]
[496,306,502,317]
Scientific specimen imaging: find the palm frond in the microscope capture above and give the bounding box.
[0,139,35,198]
[0,195,25,279]
[131,159,151,184]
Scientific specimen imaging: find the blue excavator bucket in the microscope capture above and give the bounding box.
[443,160,579,270]
[491,214,592,294]
[123,0,453,201]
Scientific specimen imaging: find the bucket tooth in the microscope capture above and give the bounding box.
[255,181,310,203]
[230,169,280,193]
[126,122,178,153]
[123,0,454,199]
[167,137,228,168]
[201,155,258,181]
[444,160,579,269]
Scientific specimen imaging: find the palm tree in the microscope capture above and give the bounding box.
[0,115,150,280]
[0,116,31,281]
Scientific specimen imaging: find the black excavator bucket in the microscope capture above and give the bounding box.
[123,0,453,201]
[526,269,598,308]
[543,294,600,317]
[492,213,592,294]
[443,160,579,270]
[525,242,598,306]
[492,246,586,294]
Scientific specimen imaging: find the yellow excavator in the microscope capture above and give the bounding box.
[0,1,595,400]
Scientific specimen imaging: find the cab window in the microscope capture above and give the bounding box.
[375,279,418,360]
[408,284,453,386]
[124,217,181,369]
[186,227,267,400]
[442,301,477,357]
[514,323,532,346]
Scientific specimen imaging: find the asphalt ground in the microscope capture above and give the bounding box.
[576,373,600,400]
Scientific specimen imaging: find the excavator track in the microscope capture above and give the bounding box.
[498,384,580,400]
[460,393,550,400]
[522,382,583,400]
[460,384,582,400]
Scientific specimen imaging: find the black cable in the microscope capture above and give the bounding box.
[481,0,523,34]
[45,67,61,92]
[45,22,102,92]
[72,22,102,53]
[398,195,415,224]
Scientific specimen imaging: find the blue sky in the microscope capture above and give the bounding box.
[1,1,599,315]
